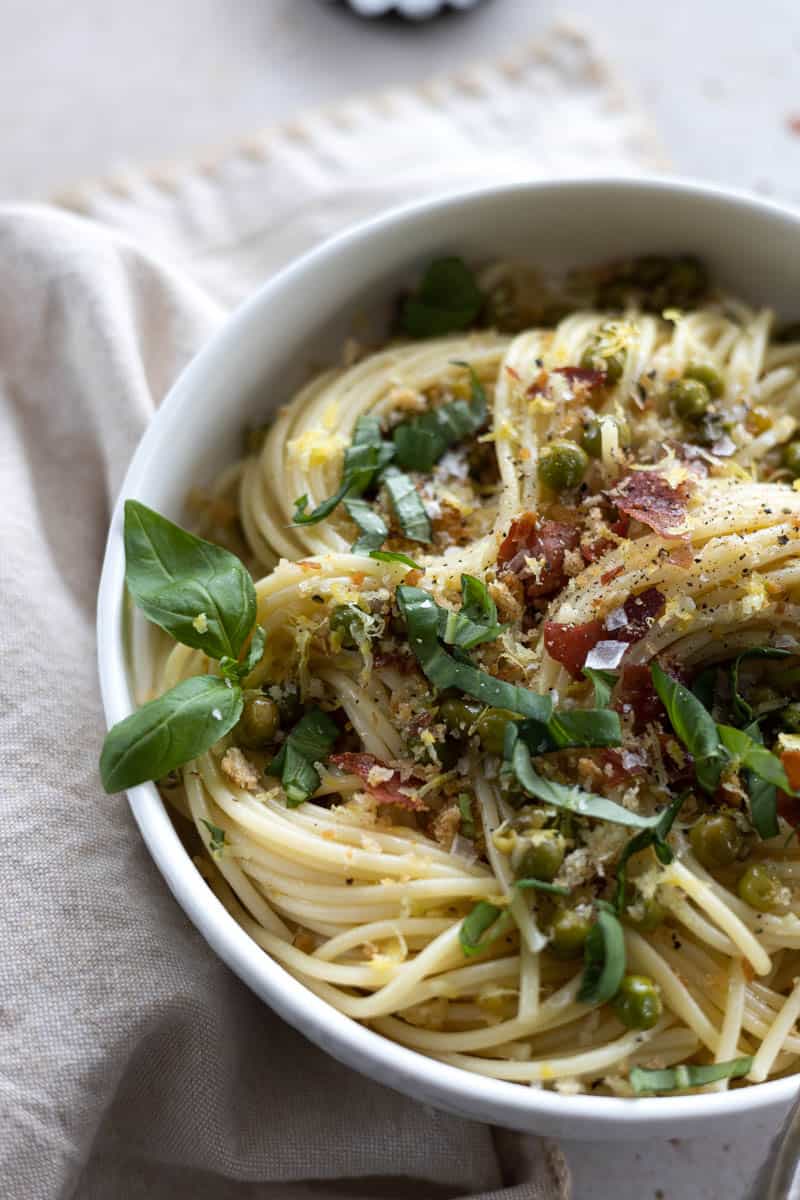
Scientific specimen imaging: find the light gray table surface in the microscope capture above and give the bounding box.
[4,1,800,1196]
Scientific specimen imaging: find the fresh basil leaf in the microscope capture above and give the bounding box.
[630,1057,752,1094]
[267,707,339,806]
[397,586,553,723]
[578,901,626,1005]
[459,900,512,957]
[515,878,570,896]
[200,818,227,857]
[292,415,395,526]
[717,724,791,790]
[510,738,664,829]
[652,663,724,793]
[344,497,388,554]
[582,668,619,709]
[731,647,792,724]
[458,792,475,839]
[547,708,622,749]
[392,364,488,471]
[401,257,484,339]
[124,500,256,661]
[460,574,497,625]
[100,676,243,793]
[369,550,422,569]
[382,468,432,543]
[612,790,685,913]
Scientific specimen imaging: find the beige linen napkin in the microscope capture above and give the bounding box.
[0,27,662,1200]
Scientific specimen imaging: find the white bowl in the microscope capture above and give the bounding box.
[98,177,800,1140]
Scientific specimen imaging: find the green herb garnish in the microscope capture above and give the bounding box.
[730,647,791,724]
[578,901,626,1005]
[397,585,553,723]
[292,415,393,527]
[267,707,340,807]
[458,792,475,839]
[629,1057,752,1094]
[439,574,507,650]
[582,667,619,709]
[100,502,264,793]
[401,258,484,339]
[515,878,570,896]
[344,497,388,554]
[369,550,422,569]
[200,818,227,857]
[382,467,431,543]
[612,790,686,913]
[651,663,724,793]
[459,900,512,957]
[392,363,487,471]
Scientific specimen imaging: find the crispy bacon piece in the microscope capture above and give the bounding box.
[498,513,580,600]
[329,752,427,810]
[617,587,666,641]
[781,751,800,793]
[545,588,665,679]
[598,747,648,787]
[611,472,692,538]
[544,619,604,679]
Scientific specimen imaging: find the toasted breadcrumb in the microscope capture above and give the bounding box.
[221,747,260,791]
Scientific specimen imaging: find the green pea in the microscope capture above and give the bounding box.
[781,702,800,733]
[580,339,626,385]
[475,708,517,756]
[549,907,593,959]
[538,440,588,492]
[439,697,483,737]
[517,831,567,883]
[238,694,279,747]
[612,974,662,1030]
[684,363,724,399]
[738,863,787,913]
[689,812,744,869]
[329,604,365,650]
[782,441,800,478]
[581,415,632,458]
[624,890,666,932]
[670,377,711,422]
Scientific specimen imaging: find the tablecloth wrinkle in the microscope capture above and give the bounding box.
[1,27,661,1198]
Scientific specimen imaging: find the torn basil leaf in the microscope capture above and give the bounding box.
[652,663,724,793]
[397,585,553,723]
[717,724,791,791]
[582,667,619,709]
[578,901,626,1005]
[515,878,570,896]
[369,550,422,569]
[509,737,664,830]
[124,500,257,662]
[612,790,686,913]
[459,900,512,957]
[200,818,227,857]
[547,708,622,749]
[382,468,432,543]
[344,497,388,554]
[438,574,507,650]
[292,415,394,526]
[392,363,488,471]
[630,1057,752,1094]
[401,257,484,339]
[267,707,339,807]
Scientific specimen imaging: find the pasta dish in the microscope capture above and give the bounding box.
[101,254,800,1097]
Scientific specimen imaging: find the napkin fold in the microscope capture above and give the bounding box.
[1,26,661,1199]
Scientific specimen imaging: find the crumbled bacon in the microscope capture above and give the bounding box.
[600,563,624,585]
[618,587,666,641]
[544,619,604,679]
[544,588,665,679]
[329,752,427,810]
[498,513,580,600]
[553,366,607,387]
[781,751,800,793]
[598,747,647,787]
[611,472,692,538]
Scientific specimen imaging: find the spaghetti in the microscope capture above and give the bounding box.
[141,255,800,1096]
